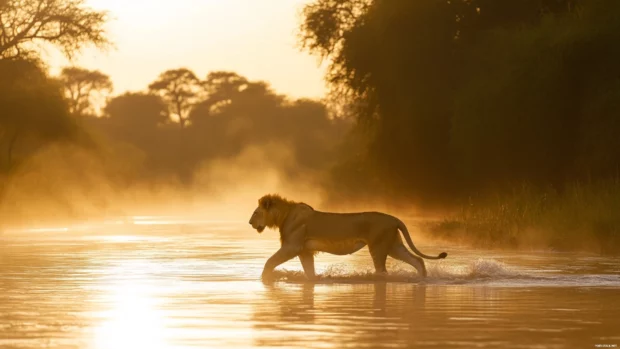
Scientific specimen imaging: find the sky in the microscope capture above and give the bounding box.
[47,0,327,99]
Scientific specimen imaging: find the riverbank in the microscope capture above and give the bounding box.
[427,180,620,254]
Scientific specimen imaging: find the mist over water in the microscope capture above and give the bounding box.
[0,142,330,229]
[1,219,619,349]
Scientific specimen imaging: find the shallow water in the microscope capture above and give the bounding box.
[1,217,619,349]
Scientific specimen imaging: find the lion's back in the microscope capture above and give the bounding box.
[284,202,316,228]
[305,211,397,240]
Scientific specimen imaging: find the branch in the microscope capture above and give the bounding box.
[0,14,8,46]
[0,0,109,59]
[0,12,39,54]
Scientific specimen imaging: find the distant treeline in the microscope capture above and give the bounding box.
[0,60,350,188]
[88,69,350,184]
[0,0,350,197]
[299,0,620,205]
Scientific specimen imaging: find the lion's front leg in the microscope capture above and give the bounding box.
[261,245,300,283]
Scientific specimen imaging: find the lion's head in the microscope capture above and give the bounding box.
[249,194,292,233]
[249,205,268,233]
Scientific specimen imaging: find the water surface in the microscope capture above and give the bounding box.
[1,217,619,348]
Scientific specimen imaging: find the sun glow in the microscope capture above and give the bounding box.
[93,264,170,349]
[48,0,326,99]
[87,257,266,348]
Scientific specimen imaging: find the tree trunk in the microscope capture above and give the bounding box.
[176,100,186,128]
[7,129,19,170]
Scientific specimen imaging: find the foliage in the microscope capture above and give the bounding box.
[88,71,349,184]
[430,180,620,253]
[59,66,113,116]
[0,59,80,170]
[103,92,168,129]
[0,0,110,59]
[451,0,620,190]
[0,0,109,184]
[148,68,202,128]
[300,0,620,251]
[300,0,620,201]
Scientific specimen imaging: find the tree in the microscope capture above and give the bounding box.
[0,59,80,170]
[103,92,168,129]
[203,71,249,100]
[0,0,110,60]
[148,68,201,128]
[299,0,577,202]
[59,66,112,116]
[452,0,620,188]
[301,0,460,201]
[95,92,170,179]
[191,72,284,123]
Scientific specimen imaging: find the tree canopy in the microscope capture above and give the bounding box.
[299,0,619,203]
[0,0,110,176]
[59,66,113,116]
[87,70,349,184]
[148,68,202,128]
[0,59,79,170]
[0,0,110,60]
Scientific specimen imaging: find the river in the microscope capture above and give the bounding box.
[1,217,619,349]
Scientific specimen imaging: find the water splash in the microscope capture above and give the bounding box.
[429,258,522,279]
[269,258,620,287]
[269,258,522,284]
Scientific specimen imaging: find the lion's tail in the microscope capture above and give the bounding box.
[396,220,448,260]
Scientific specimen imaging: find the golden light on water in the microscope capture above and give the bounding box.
[88,257,265,349]
[93,263,169,349]
[94,286,167,349]
[24,227,69,233]
[1,221,619,349]
[99,235,150,243]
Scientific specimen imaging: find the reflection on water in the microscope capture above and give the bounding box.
[1,219,620,348]
[94,277,167,349]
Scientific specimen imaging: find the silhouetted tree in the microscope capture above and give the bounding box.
[59,66,113,116]
[302,0,460,201]
[148,68,201,128]
[189,75,285,156]
[457,0,575,37]
[103,92,168,129]
[452,0,620,187]
[203,71,249,102]
[300,0,579,202]
[85,92,174,179]
[85,70,350,184]
[0,59,79,170]
[0,0,110,60]
[188,73,348,179]
[186,71,250,125]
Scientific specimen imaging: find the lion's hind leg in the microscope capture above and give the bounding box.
[368,249,388,276]
[389,244,427,278]
[368,232,395,276]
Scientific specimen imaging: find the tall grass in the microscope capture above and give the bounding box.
[430,179,620,253]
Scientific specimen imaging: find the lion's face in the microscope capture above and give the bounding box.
[249,206,268,233]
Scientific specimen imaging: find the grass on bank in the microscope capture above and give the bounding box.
[428,179,620,254]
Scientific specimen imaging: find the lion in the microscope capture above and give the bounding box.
[248,194,447,282]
